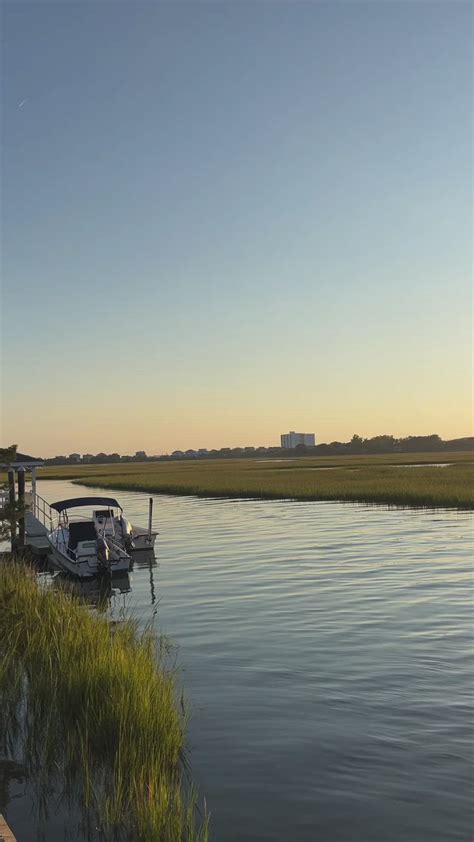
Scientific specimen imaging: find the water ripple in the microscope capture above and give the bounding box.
[10,480,473,842]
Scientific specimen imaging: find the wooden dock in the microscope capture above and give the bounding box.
[6,492,156,559]
[24,511,50,555]
[0,815,17,842]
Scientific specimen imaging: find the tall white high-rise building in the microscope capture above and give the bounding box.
[280,431,316,449]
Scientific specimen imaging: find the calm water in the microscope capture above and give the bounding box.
[4,479,473,842]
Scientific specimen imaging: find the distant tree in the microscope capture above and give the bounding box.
[0,445,17,465]
[365,435,396,453]
[399,434,442,452]
[444,437,474,451]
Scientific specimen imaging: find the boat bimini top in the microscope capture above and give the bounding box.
[50,497,123,513]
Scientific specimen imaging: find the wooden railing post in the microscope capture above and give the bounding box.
[8,469,16,548]
[17,468,26,548]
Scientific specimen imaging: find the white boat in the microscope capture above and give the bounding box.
[47,496,132,579]
[92,501,157,551]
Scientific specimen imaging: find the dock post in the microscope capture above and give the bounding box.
[8,469,17,547]
[17,468,26,548]
[148,497,153,542]
[31,466,37,517]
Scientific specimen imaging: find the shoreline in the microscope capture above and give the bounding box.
[19,452,473,512]
[0,559,208,842]
[69,477,474,511]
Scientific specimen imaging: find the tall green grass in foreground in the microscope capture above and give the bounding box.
[0,560,208,842]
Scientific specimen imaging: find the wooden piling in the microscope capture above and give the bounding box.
[148,497,153,542]
[0,814,18,841]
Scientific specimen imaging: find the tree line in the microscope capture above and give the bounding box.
[41,434,474,465]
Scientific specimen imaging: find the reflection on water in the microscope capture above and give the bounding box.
[51,572,128,609]
[49,554,157,610]
[130,549,158,605]
[2,479,473,842]
[0,759,26,814]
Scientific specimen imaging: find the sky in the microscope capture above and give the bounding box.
[1,0,472,457]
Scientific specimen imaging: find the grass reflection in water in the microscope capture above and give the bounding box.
[0,559,208,842]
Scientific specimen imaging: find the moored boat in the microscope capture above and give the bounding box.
[92,502,157,551]
[47,497,132,579]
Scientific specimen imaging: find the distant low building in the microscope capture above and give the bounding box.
[281,431,316,449]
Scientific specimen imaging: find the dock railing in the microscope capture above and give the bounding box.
[0,488,8,512]
[33,494,55,531]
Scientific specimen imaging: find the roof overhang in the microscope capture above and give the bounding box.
[0,461,44,470]
[0,450,44,470]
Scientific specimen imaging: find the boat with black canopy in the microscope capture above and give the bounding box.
[47,496,132,578]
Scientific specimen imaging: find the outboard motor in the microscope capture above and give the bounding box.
[97,536,110,568]
[120,517,135,551]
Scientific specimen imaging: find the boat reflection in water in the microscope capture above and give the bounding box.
[130,548,157,570]
[130,548,158,605]
[51,548,158,608]
[52,570,132,610]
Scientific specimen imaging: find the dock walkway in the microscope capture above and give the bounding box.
[25,511,50,554]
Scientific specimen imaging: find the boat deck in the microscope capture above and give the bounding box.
[23,513,155,556]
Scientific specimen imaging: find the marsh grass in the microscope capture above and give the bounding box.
[36,452,474,509]
[0,559,208,842]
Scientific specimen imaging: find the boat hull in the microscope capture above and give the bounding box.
[47,540,130,579]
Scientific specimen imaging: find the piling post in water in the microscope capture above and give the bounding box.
[17,468,26,548]
[8,469,17,547]
[148,497,153,542]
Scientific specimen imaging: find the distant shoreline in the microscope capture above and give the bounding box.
[37,452,474,511]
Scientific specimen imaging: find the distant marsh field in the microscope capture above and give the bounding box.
[36,452,474,510]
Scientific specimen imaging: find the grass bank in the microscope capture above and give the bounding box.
[38,452,474,510]
[0,559,208,842]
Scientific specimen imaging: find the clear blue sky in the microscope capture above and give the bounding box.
[1,1,472,456]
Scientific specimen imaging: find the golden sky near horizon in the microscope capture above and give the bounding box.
[2,2,472,459]
[2,366,472,457]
